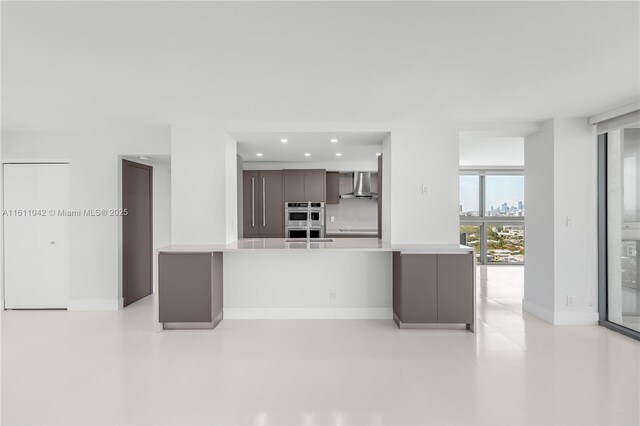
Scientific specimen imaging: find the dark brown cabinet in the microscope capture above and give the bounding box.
[393,252,474,330]
[283,169,305,201]
[437,254,474,324]
[395,253,438,323]
[283,169,326,202]
[243,170,284,237]
[326,172,340,204]
[159,252,223,329]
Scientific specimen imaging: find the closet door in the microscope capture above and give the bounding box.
[4,163,69,309]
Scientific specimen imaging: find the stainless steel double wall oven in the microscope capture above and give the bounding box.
[285,202,325,239]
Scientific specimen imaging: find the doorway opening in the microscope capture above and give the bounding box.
[458,136,525,265]
[231,131,388,241]
[120,156,171,308]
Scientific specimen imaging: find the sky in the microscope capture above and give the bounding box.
[460,175,524,212]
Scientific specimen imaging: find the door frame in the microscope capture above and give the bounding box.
[122,159,153,307]
[2,161,70,310]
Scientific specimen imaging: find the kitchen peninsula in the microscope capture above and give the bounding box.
[158,239,476,332]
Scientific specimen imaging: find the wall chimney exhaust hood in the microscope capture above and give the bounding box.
[341,172,378,199]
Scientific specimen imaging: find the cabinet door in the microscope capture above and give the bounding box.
[159,253,212,323]
[284,169,305,202]
[243,171,259,237]
[339,173,354,195]
[401,254,438,323]
[259,170,284,236]
[437,254,473,324]
[304,169,326,202]
[326,172,340,204]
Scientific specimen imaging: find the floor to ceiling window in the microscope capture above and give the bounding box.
[460,171,524,264]
[600,127,640,337]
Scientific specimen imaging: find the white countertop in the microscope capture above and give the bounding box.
[158,238,474,254]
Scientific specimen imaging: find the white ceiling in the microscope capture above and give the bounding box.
[235,131,384,162]
[2,1,639,132]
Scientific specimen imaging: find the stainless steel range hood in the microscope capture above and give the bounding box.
[340,172,378,199]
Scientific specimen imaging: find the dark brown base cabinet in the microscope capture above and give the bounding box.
[159,252,223,329]
[393,252,475,331]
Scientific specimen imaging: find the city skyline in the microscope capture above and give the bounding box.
[460,175,524,213]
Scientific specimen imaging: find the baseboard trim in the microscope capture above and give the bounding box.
[223,307,393,320]
[553,310,599,325]
[118,297,124,311]
[522,299,555,323]
[523,298,598,325]
[68,299,120,311]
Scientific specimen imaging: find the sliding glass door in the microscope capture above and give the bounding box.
[601,128,640,336]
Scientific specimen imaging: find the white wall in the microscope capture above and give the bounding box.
[524,120,556,315]
[225,134,238,243]
[237,154,243,239]
[175,122,459,246]
[381,133,392,242]
[389,124,460,244]
[460,137,524,167]
[553,118,598,323]
[152,161,172,293]
[224,251,392,319]
[2,127,171,310]
[524,118,598,324]
[171,125,237,244]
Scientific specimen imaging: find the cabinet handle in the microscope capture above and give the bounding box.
[251,178,255,227]
[262,177,266,227]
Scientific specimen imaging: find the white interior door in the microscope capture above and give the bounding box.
[4,163,69,309]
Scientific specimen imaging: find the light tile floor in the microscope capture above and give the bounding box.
[2,266,639,425]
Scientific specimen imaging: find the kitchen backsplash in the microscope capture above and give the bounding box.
[326,198,378,233]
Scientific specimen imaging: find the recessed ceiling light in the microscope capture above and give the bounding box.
[304,153,311,157]
[336,153,342,157]
[375,152,382,156]
[257,153,263,157]
[330,138,338,143]
[280,139,288,143]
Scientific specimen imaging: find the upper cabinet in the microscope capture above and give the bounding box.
[283,169,305,202]
[284,169,326,202]
[326,172,340,204]
[304,169,326,202]
[243,170,284,238]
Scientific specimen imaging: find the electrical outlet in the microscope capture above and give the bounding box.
[566,216,573,227]
[421,184,429,196]
[566,295,574,306]
[330,216,335,223]
[329,289,336,301]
